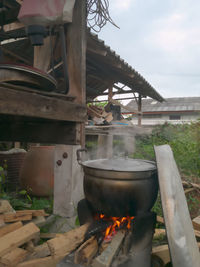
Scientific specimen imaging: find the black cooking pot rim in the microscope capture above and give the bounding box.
[81,158,157,172]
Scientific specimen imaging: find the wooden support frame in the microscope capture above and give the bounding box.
[66,0,86,146]
[0,84,86,122]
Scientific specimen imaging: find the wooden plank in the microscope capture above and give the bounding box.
[0,85,86,122]
[92,230,125,267]
[154,229,166,238]
[0,221,23,238]
[152,245,170,265]
[34,37,52,71]
[66,0,86,146]
[154,145,200,267]
[0,222,40,257]
[0,247,27,266]
[193,216,200,231]
[0,200,14,213]
[66,0,86,104]
[74,236,98,265]
[15,210,48,217]
[17,256,62,267]
[0,116,79,144]
[2,213,32,223]
[47,223,89,257]
[157,216,164,224]
[25,243,50,261]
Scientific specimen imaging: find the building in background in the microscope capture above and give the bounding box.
[123,97,200,125]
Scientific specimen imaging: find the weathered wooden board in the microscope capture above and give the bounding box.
[17,256,62,267]
[47,223,89,257]
[0,116,80,145]
[152,245,170,265]
[74,236,98,265]
[92,230,125,267]
[0,85,86,122]
[25,243,50,261]
[0,221,23,238]
[0,247,28,266]
[154,145,200,267]
[0,222,39,257]
[193,216,200,231]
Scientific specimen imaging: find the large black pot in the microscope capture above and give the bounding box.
[77,151,158,217]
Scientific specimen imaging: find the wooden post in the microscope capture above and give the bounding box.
[108,86,113,101]
[66,0,86,147]
[53,145,84,217]
[138,94,142,126]
[34,36,52,71]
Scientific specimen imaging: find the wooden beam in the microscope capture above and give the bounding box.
[0,117,80,144]
[0,85,86,122]
[34,36,52,71]
[66,0,86,104]
[66,0,86,146]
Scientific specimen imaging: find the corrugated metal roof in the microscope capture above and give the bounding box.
[87,30,164,102]
[123,97,200,113]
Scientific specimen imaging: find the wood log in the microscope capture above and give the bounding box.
[182,181,200,191]
[15,210,48,217]
[184,188,196,194]
[0,222,40,257]
[157,216,164,224]
[25,243,50,261]
[1,213,32,223]
[193,216,200,231]
[0,248,28,266]
[17,256,63,267]
[152,245,170,265]
[154,229,166,238]
[92,230,125,267]
[0,219,5,229]
[0,200,14,213]
[47,223,89,257]
[40,233,62,239]
[0,221,23,238]
[25,241,35,253]
[74,236,98,265]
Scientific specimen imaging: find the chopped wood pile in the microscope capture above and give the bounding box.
[0,193,199,267]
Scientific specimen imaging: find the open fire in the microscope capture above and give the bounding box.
[96,214,134,240]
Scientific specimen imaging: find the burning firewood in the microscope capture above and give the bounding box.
[92,230,125,267]
[74,236,98,265]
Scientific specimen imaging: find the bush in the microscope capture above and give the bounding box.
[133,122,200,177]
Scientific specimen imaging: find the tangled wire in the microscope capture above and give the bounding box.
[86,0,119,32]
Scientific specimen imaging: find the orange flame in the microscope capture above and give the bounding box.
[98,214,134,239]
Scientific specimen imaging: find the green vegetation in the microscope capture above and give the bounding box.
[133,122,200,178]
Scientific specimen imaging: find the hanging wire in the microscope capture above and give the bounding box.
[87,0,119,32]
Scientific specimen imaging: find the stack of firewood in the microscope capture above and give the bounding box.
[0,198,200,267]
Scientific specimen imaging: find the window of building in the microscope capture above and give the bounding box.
[169,115,181,120]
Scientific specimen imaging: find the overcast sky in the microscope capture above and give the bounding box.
[98,0,200,99]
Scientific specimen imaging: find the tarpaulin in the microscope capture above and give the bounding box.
[18,0,76,26]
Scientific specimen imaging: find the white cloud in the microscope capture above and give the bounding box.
[112,0,132,11]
